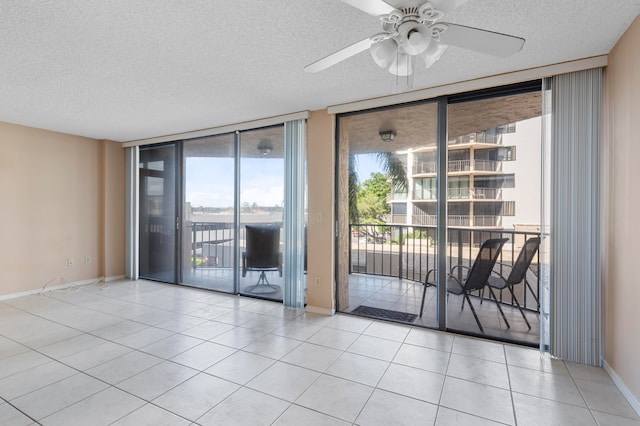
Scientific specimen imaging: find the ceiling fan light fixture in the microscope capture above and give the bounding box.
[423,41,448,68]
[400,22,431,55]
[370,38,397,68]
[388,52,413,76]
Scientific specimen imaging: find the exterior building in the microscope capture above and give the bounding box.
[389,118,541,235]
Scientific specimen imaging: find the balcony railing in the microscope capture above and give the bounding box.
[411,214,501,227]
[448,188,470,199]
[449,132,504,146]
[349,223,541,312]
[413,187,502,201]
[413,159,502,175]
[473,188,502,199]
[186,221,282,270]
[474,159,502,172]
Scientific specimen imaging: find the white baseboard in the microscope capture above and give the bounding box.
[104,274,126,283]
[305,305,335,316]
[0,277,106,301]
[603,359,640,416]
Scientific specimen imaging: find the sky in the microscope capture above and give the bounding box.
[185,152,384,209]
[354,153,384,185]
[186,156,284,208]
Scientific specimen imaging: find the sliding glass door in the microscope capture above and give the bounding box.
[446,88,542,345]
[336,101,440,328]
[336,83,544,346]
[137,121,305,306]
[182,134,236,293]
[139,143,178,282]
[238,126,285,301]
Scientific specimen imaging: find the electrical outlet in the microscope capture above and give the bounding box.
[84,256,92,264]
[314,277,321,287]
[67,258,74,267]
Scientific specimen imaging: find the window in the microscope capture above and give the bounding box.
[448,176,469,199]
[498,146,516,161]
[474,174,515,188]
[414,177,436,200]
[392,203,407,214]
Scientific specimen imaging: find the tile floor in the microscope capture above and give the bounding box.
[345,274,541,345]
[0,279,638,425]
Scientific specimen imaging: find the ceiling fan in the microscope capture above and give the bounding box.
[304,0,525,76]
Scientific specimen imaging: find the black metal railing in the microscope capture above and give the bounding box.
[187,221,283,270]
[349,223,541,312]
[188,222,235,269]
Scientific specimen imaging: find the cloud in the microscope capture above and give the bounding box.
[241,185,284,207]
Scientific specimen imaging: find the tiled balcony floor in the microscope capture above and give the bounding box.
[183,269,540,345]
[0,279,637,425]
[344,274,541,346]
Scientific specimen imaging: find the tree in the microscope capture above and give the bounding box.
[357,172,391,224]
[349,152,407,223]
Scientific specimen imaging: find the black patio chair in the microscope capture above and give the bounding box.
[242,225,282,293]
[486,237,540,329]
[419,238,508,334]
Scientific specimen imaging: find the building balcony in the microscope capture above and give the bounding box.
[347,223,541,344]
[448,131,504,146]
[411,214,502,227]
[413,159,503,175]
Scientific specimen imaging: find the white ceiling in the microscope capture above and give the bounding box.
[1,0,639,142]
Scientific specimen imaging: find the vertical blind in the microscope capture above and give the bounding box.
[283,119,307,308]
[549,68,602,365]
[125,146,139,280]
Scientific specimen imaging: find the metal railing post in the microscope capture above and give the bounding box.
[349,224,353,273]
[398,225,403,279]
[192,223,196,271]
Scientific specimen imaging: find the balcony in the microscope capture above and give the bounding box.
[413,159,502,175]
[412,187,503,202]
[411,214,502,228]
[347,223,541,344]
[183,221,541,344]
[473,187,502,200]
[449,132,504,146]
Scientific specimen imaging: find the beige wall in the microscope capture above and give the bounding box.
[605,16,640,401]
[0,122,125,296]
[102,140,126,279]
[306,109,336,312]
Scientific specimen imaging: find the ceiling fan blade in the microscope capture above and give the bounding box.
[341,0,397,17]
[304,38,373,73]
[430,0,470,14]
[438,23,525,57]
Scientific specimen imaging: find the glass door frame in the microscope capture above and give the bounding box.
[333,98,444,329]
[138,142,181,284]
[335,82,544,343]
[180,132,238,294]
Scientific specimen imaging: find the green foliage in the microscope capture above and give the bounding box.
[405,229,426,239]
[357,172,391,224]
[376,152,408,192]
[349,155,359,223]
[348,152,408,225]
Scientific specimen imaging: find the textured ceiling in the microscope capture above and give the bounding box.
[0,0,639,142]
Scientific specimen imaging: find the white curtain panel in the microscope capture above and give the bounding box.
[125,146,139,280]
[283,119,307,308]
[549,68,602,365]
